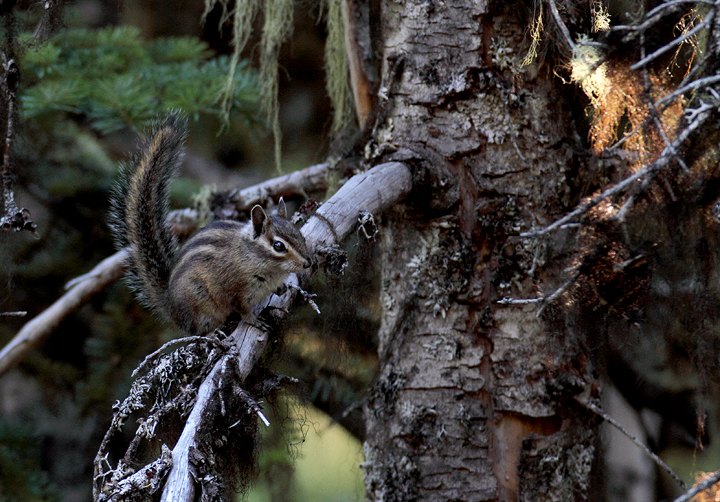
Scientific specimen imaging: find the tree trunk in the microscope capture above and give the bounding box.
[359,1,597,500]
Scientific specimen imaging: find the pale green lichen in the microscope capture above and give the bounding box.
[205,0,354,171]
[591,0,610,32]
[522,4,543,66]
[570,35,608,108]
[323,0,354,131]
[204,0,293,172]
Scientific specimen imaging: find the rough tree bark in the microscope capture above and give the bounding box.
[356,1,596,500]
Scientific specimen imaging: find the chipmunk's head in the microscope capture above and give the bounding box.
[251,199,312,272]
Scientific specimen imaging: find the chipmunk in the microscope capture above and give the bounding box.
[110,114,312,336]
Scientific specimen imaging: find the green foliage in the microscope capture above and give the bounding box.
[19,26,260,133]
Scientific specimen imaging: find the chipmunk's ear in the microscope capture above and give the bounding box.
[277,197,287,219]
[251,205,267,238]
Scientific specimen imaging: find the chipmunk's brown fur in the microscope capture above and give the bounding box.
[110,114,312,335]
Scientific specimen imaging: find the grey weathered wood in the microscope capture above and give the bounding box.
[303,162,413,250]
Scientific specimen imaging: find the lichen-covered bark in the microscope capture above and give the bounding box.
[360,0,598,500]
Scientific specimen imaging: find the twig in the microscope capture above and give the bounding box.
[673,469,720,502]
[497,297,544,305]
[497,272,577,317]
[612,0,713,39]
[547,0,576,52]
[287,283,321,314]
[576,396,687,489]
[656,73,720,107]
[639,32,689,172]
[521,99,712,238]
[630,13,712,70]
[131,335,225,378]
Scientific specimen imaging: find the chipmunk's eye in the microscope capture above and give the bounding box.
[273,240,287,253]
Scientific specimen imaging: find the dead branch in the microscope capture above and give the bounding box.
[611,0,713,40]
[224,162,329,212]
[521,97,714,238]
[0,250,128,376]
[576,396,686,489]
[1,39,35,233]
[547,0,576,52]
[0,162,331,378]
[630,13,712,71]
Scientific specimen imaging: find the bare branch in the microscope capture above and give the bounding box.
[639,32,689,172]
[0,45,35,233]
[521,100,713,238]
[224,162,329,212]
[656,73,720,107]
[0,250,128,376]
[547,0,576,52]
[576,397,686,489]
[612,0,714,39]
[630,13,712,70]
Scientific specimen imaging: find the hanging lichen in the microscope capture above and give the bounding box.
[259,0,294,172]
[522,3,544,66]
[204,0,355,170]
[323,0,354,131]
[204,0,260,124]
[204,0,293,172]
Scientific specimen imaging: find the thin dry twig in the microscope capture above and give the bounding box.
[639,32,690,172]
[521,99,713,238]
[630,13,712,70]
[547,0,576,52]
[673,469,720,502]
[612,0,713,39]
[131,335,225,378]
[576,396,686,489]
[656,73,720,107]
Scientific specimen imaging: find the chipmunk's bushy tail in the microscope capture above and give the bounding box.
[109,113,188,319]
